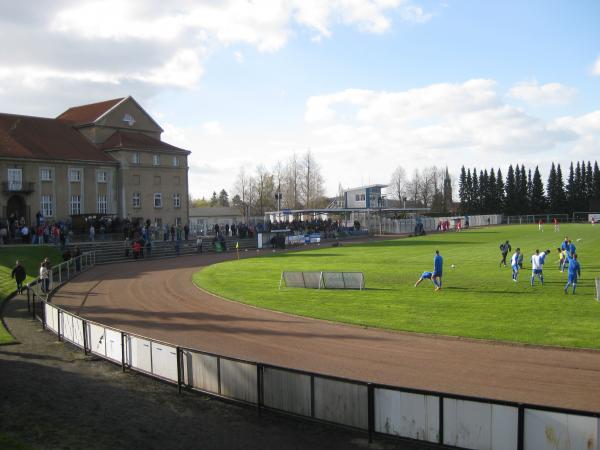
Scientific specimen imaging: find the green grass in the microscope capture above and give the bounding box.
[194,224,600,349]
[0,245,61,344]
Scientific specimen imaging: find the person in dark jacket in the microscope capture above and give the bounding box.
[11,260,27,294]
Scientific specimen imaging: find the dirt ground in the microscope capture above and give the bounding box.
[0,294,435,450]
[51,252,600,412]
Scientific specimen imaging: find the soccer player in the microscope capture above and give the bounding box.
[433,250,443,290]
[530,249,544,286]
[564,254,581,294]
[499,240,511,267]
[557,247,566,272]
[538,219,543,231]
[414,271,435,287]
[568,240,576,256]
[553,218,559,232]
[510,248,521,282]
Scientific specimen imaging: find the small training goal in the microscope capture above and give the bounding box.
[279,271,364,290]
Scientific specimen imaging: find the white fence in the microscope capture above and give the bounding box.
[372,214,502,235]
[29,256,600,450]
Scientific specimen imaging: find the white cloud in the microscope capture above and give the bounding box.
[592,56,600,76]
[399,5,432,23]
[507,80,577,105]
[201,121,224,136]
[234,51,244,64]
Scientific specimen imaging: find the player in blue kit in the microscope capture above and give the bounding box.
[433,250,443,290]
[530,249,544,286]
[511,248,521,282]
[414,271,435,287]
[564,254,581,294]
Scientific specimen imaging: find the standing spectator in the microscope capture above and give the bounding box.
[170,225,175,241]
[184,224,189,241]
[59,229,66,251]
[175,236,181,256]
[73,246,81,271]
[146,238,152,258]
[0,225,7,245]
[133,241,142,259]
[21,225,30,244]
[196,236,203,254]
[89,224,95,242]
[124,236,130,257]
[11,260,26,295]
[214,223,220,236]
[39,261,49,293]
[225,223,230,236]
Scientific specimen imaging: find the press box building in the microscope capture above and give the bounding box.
[0,96,190,228]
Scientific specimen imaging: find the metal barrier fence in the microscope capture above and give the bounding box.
[28,260,600,450]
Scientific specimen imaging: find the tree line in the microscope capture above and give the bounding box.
[459,161,600,215]
[190,150,327,216]
[388,166,453,213]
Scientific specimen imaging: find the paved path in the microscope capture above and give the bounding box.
[52,252,600,413]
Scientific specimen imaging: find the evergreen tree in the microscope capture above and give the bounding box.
[565,163,575,214]
[593,161,600,202]
[218,189,230,207]
[443,167,453,212]
[526,168,533,212]
[505,165,517,215]
[575,161,583,210]
[472,168,480,213]
[488,169,497,214]
[458,166,467,212]
[519,165,528,214]
[209,191,218,207]
[531,166,545,213]
[585,161,594,208]
[547,163,558,212]
[556,164,566,213]
[496,168,505,212]
[466,169,473,213]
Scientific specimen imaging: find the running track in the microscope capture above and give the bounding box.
[52,252,600,412]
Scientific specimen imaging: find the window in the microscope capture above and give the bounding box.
[41,195,53,217]
[154,193,162,208]
[172,156,179,167]
[70,195,81,215]
[355,194,360,201]
[360,194,365,201]
[7,168,22,190]
[154,176,161,185]
[97,195,107,214]
[40,168,52,181]
[97,170,107,183]
[69,168,81,182]
[132,152,140,165]
[132,192,141,208]
[173,193,181,208]
[153,154,160,166]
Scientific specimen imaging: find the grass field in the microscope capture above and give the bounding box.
[194,224,600,349]
[0,246,61,344]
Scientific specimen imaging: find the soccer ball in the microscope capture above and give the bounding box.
[451,264,456,268]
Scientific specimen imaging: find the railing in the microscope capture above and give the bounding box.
[2,181,35,194]
[28,258,600,450]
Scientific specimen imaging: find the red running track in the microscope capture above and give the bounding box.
[52,253,600,412]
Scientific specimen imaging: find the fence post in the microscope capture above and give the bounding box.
[27,287,31,313]
[57,309,61,341]
[176,347,182,394]
[82,320,88,355]
[517,405,524,450]
[121,332,126,372]
[367,383,374,443]
[32,289,37,320]
[256,364,262,416]
[438,396,444,445]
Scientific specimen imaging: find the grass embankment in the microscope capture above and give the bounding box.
[0,246,61,344]
[194,224,600,349]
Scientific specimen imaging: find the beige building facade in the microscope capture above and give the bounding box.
[0,97,190,228]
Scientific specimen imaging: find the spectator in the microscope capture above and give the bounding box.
[196,236,203,254]
[89,225,95,242]
[39,261,49,293]
[184,224,189,240]
[11,260,26,295]
[133,241,142,259]
[124,236,130,257]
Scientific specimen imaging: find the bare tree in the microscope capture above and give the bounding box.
[233,167,250,218]
[406,169,421,207]
[389,166,407,202]
[300,150,324,208]
[252,165,275,215]
[283,153,301,209]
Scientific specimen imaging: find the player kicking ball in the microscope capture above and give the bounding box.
[414,271,435,287]
[511,248,521,282]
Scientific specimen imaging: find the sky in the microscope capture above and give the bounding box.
[1,0,599,199]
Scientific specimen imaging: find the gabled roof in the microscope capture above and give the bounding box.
[0,113,117,163]
[56,98,125,125]
[101,131,190,154]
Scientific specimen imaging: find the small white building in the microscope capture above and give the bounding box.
[189,207,244,235]
[344,184,388,209]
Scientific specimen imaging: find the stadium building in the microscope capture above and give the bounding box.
[0,97,190,228]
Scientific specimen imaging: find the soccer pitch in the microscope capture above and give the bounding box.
[194,224,600,349]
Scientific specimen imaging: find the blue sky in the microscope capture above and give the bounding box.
[1,0,599,198]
